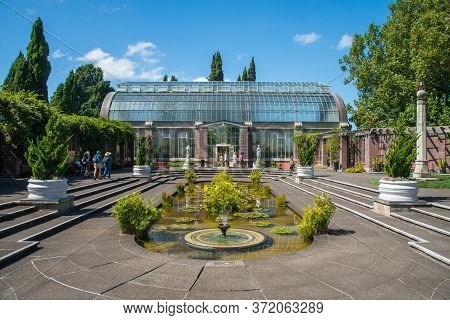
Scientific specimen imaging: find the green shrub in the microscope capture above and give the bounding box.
[297,193,336,241]
[135,135,150,166]
[344,162,366,173]
[24,116,71,180]
[112,192,162,239]
[271,226,296,235]
[161,192,174,208]
[175,217,196,223]
[293,133,318,166]
[384,127,417,178]
[184,169,198,185]
[249,169,262,188]
[372,156,383,172]
[168,161,184,167]
[326,134,340,165]
[436,158,446,172]
[276,193,287,208]
[176,182,185,194]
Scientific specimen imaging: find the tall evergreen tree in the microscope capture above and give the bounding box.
[26,17,51,101]
[50,64,113,117]
[242,67,248,81]
[3,51,36,93]
[237,75,242,81]
[208,51,224,81]
[170,75,178,81]
[162,75,168,81]
[248,57,256,81]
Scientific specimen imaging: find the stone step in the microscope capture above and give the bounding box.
[67,176,129,193]
[391,211,450,237]
[70,178,138,200]
[0,205,37,222]
[318,176,379,194]
[309,179,375,199]
[0,240,39,267]
[0,209,57,238]
[411,206,450,222]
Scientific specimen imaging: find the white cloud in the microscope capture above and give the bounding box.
[25,8,37,16]
[337,34,353,50]
[293,32,321,45]
[76,44,165,81]
[52,49,65,59]
[126,41,157,57]
[193,77,209,82]
[236,53,246,61]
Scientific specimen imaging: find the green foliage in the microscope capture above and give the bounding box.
[50,64,113,117]
[112,192,162,239]
[170,75,178,81]
[436,158,446,172]
[203,171,250,215]
[234,212,269,219]
[184,169,198,185]
[168,161,184,167]
[26,17,51,101]
[249,169,262,188]
[237,75,242,81]
[167,224,192,231]
[345,162,366,173]
[276,193,287,208]
[208,51,224,81]
[0,90,50,153]
[297,193,336,241]
[418,175,450,189]
[135,135,150,166]
[384,128,417,178]
[176,182,185,194]
[255,221,272,227]
[162,75,168,81]
[24,115,71,180]
[161,192,174,208]
[271,226,296,235]
[326,135,340,163]
[242,67,248,81]
[248,57,256,81]
[3,52,36,93]
[293,133,318,166]
[175,217,196,223]
[339,0,450,128]
[372,156,383,172]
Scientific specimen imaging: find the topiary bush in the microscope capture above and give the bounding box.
[384,127,417,179]
[293,133,318,166]
[25,116,71,180]
[135,135,150,166]
[112,192,162,239]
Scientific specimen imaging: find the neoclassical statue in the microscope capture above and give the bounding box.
[256,145,261,161]
[185,145,191,161]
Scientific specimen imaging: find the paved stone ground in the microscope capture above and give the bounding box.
[0,169,449,299]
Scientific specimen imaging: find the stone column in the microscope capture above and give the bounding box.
[413,83,431,178]
[339,135,348,170]
[240,126,250,167]
[365,133,379,171]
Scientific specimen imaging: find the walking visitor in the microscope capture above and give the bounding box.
[92,150,103,180]
[102,152,112,178]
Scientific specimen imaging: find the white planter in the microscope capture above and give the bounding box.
[378,179,418,202]
[133,165,151,177]
[296,166,314,179]
[27,178,68,200]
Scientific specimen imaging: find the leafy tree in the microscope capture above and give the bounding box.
[135,135,150,166]
[293,133,318,166]
[26,17,51,101]
[248,57,256,81]
[3,52,36,93]
[242,67,248,81]
[170,75,178,81]
[51,64,113,117]
[340,0,449,128]
[237,75,241,81]
[208,51,224,81]
[162,75,168,81]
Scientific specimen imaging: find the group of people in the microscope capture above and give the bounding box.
[218,152,244,168]
[81,150,112,180]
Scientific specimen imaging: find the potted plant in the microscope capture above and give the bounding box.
[436,158,446,174]
[133,135,151,177]
[379,127,418,202]
[293,133,318,178]
[24,116,71,200]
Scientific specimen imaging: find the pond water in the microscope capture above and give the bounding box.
[142,183,309,260]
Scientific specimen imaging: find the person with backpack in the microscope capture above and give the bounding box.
[102,152,112,178]
[92,150,103,180]
[81,151,90,179]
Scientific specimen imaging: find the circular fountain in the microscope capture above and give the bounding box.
[183,214,269,251]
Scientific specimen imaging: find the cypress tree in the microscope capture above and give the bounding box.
[214,51,224,81]
[170,75,178,81]
[26,17,51,101]
[248,57,256,81]
[242,67,248,81]
[208,52,217,81]
[3,51,36,92]
[162,75,168,81]
[237,75,241,81]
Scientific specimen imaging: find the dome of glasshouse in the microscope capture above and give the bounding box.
[100,81,348,166]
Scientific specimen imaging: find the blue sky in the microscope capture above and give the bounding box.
[0,0,392,106]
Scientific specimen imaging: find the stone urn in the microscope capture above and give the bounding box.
[378,179,418,202]
[296,166,314,179]
[133,165,151,178]
[27,178,69,200]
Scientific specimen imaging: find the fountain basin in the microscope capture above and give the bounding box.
[183,228,269,251]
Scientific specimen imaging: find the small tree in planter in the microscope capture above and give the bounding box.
[293,133,318,178]
[379,127,418,202]
[326,134,340,171]
[133,135,151,177]
[24,116,71,200]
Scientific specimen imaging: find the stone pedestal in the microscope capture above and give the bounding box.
[373,197,427,216]
[413,84,431,179]
[19,195,74,214]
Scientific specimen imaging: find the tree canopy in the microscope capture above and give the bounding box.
[340,0,449,129]
[170,75,178,81]
[50,64,113,117]
[248,57,256,81]
[208,51,224,81]
[3,52,36,93]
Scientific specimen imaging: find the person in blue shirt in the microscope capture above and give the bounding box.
[92,150,103,180]
[102,152,112,178]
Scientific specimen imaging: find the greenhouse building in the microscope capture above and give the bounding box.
[100,82,348,167]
